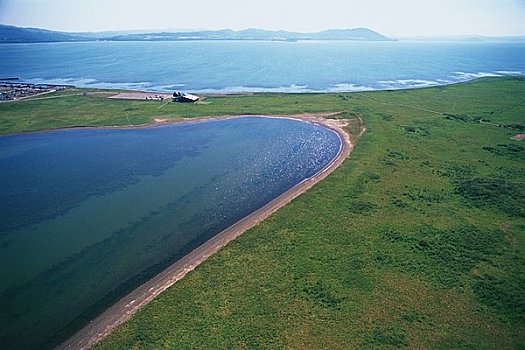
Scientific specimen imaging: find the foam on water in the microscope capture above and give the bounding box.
[1,40,524,93]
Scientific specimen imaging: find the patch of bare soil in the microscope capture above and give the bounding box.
[108,92,171,100]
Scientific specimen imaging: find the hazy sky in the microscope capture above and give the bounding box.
[0,0,524,36]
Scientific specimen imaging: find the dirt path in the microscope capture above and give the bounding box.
[57,114,358,350]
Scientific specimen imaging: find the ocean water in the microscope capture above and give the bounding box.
[0,117,341,349]
[0,40,524,93]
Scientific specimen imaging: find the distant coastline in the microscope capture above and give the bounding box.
[3,24,525,44]
[0,24,393,43]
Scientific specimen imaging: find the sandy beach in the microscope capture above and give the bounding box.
[57,113,360,350]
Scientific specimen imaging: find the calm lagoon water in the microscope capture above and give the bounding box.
[0,40,524,92]
[0,117,340,349]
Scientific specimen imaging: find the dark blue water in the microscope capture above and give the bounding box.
[0,117,341,349]
[0,41,524,93]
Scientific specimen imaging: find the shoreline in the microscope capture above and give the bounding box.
[0,111,344,137]
[57,114,358,350]
[4,75,523,105]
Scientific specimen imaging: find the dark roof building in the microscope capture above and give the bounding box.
[172,92,200,103]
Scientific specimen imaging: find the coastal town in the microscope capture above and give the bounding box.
[0,80,70,101]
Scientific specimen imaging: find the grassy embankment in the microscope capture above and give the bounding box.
[1,77,524,349]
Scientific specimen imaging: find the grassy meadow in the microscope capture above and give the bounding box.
[1,77,524,349]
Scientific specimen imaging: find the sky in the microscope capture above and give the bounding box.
[0,0,524,37]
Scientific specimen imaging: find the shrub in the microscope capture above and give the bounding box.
[482,144,524,159]
[399,125,430,136]
[364,327,409,348]
[473,273,525,321]
[455,177,524,216]
[387,150,410,160]
[302,280,344,309]
[347,200,377,214]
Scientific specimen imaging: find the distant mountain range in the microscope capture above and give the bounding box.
[0,24,394,43]
[106,28,394,42]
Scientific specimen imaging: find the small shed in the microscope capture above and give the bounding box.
[172,92,200,103]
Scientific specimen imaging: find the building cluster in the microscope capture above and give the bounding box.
[0,82,70,101]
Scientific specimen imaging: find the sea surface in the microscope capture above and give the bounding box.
[0,40,524,93]
[0,117,341,349]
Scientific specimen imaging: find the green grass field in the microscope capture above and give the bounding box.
[1,78,524,349]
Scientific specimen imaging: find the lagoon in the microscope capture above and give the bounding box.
[0,116,341,349]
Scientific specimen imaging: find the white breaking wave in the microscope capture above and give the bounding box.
[373,71,525,92]
[190,83,376,94]
[494,70,523,75]
[191,84,313,94]
[326,83,376,92]
[26,77,99,86]
[452,71,502,80]
[378,79,444,89]
[86,81,157,90]
[450,70,524,83]
[23,77,188,93]
[19,70,525,95]
[152,83,186,92]
[25,77,157,91]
